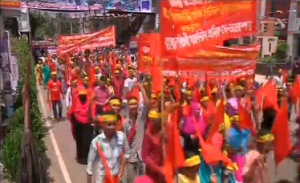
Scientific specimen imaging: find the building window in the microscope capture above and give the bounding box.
[269,43,272,52]
[263,23,268,33]
[268,38,275,42]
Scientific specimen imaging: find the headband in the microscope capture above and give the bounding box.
[109,99,121,106]
[78,89,87,95]
[234,85,244,91]
[185,90,192,95]
[148,110,161,119]
[256,133,274,143]
[230,115,239,122]
[128,98,138,105]
[211,88,218,94]
[98,114,117,124]
[151,93,157,98]
[200,96,209,102]
[182,155,201,167]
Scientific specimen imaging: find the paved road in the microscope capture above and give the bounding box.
[37,76,298,183]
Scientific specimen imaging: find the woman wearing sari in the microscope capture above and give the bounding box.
[36,60,43,85]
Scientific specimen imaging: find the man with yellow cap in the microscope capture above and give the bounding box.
[87,110,130,183]
[122,83,149,182]
[71,88,93,164]
[177,151,201,183]
[47,71,63,121]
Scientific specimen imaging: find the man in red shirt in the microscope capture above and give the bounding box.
[112,69,124,98]
[47,71,63,121]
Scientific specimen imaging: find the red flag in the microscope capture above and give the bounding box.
[205,73,212,98]
[149,33,161,58]
[255,80,278,111]
[238,99,255,134]
[207,98,224,141]
[271,99,290,165]
[163,113,185,183]
[151,67,162,94]
[192,117,231,165]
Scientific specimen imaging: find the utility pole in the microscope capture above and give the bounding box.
[70,21,73,34]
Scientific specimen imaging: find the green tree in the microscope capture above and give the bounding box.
[274,41,289,61]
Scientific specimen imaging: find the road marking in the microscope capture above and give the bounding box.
[37,84,72,183]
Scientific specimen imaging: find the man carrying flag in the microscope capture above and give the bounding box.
[86,111,130,183]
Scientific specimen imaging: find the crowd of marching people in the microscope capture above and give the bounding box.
[35,47,300,183]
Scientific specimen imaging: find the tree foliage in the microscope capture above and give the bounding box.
[1,38,46,181]
[274,41,289,61]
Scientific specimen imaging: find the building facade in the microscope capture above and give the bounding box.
[287,0,300,60]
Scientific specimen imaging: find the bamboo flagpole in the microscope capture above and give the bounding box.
[158,56,167,161]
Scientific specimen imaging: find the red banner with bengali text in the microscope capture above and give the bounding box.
[137,33,162,71]
[160,0,257,57]
[58,26,115,55]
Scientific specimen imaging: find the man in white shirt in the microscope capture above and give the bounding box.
[123,68,137,114]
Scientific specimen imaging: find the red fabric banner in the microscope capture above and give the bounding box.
[137,33,160,71]
[160,0,257,57]
[58,26,116,55]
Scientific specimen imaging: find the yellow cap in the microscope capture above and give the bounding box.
[182,155,201,167]
[200,96,209,102]
[83,77,89,81]
[71,80,78,84]
[211,88,218,94]
[94,66,99,69]
[114,69,120,74]
[240,78,246,81]
[51,71,57,75]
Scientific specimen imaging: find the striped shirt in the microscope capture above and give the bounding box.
[86,131,130,182]
[122,104,148,163]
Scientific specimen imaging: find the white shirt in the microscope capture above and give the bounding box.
[86,131,130,182]
[123,77,137,103]
[65,87,72,107]
[124,77,137,90]
[39,57,45,63]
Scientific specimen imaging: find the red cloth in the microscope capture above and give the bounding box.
[142,129,164,182]
[47,80,62,101]
[74,98,89,123]
[134,175,153,183]
[49,62,56,72]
